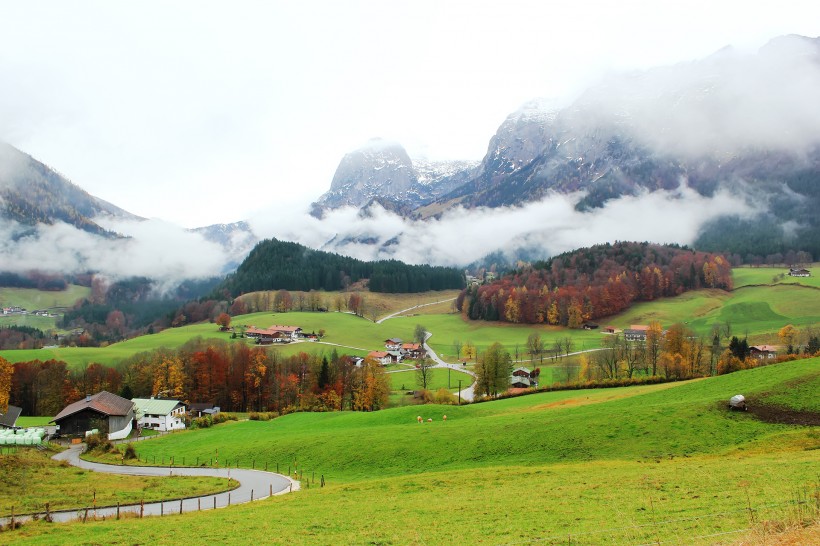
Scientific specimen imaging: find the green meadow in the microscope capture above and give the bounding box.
[0,285,90,331]
[12,358,820,544]
[732,264,820,288]
[1,268,818,390]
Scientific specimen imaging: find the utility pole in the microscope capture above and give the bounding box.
[458,379,462,405]
[448,366,451,389]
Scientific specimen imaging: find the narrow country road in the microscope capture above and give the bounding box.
[1,445,298,524]
[376,297,456,324]
[423,331,476,401]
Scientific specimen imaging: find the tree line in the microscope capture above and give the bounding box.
[3,339,391,416]
[219,238,464,295]
[458,242,733,325]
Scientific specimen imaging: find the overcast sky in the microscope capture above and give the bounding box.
[1,1,819,228]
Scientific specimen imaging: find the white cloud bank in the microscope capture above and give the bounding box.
[250,184,752,267]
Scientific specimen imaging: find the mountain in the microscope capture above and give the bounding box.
[313,138,477,216]
[190,221,259,272]
[432,35,820,217]
[0,142,141,236]
[319,35,820,260]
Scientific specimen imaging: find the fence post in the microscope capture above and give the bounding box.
[140,499,144,518]
[83,507,88,523]
[161,502,163,516]
[198,498,201,511]
[270,484,273,496]
[251,489,254,501]
[116,502,120,520]
[228,493,231,506]
[10,505,14,529]
[213,496,216,510]
[179,499,183,514]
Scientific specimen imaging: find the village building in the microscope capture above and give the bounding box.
[624,324,650,342]
[189,403,220,418]
[750,345,778,360]
[367,351,394,366]
[510,367,537,389]
[246,325,302,342]
[401,343,426,359]
[52,391,135,440]
[0,405,22,429]
[788,267,811,277]
[384,338,403,351]
[132,398,187,432]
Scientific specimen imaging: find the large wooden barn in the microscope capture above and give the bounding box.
[52,391,135,440]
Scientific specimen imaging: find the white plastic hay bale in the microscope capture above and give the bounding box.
[729,394,747,410]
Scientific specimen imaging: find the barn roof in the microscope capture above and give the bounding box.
[53,391,134,422]
[0,405,22,428]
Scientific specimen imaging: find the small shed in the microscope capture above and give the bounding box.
[52,391,135,440]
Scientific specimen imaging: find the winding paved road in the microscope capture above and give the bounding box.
[1,445,297,524]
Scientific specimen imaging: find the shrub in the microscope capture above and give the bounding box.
[123,443,138,460]
[84,433,114,454]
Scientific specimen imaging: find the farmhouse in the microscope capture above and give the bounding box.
[133,398,186,432]
[510,367,537,389]
[750,345,778,360]
[624,325,649,342]
[52,391,135,440]
[401,343,426,359]
[367,351,394,366]
[384,338,403,350]
[0,405,22,429]
[788,267,811,277]
[246,325,302,342]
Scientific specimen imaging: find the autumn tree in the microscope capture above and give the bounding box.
[216,313,231,330]
[0,356,12,413]
[645,321,663,375]
[526,332,543,363]
[778,324,799,353]
[475,342,511,397]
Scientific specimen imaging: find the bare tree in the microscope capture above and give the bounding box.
[416,357,435,391]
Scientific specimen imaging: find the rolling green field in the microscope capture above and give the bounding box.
[0,285,90,331]
[0,447,232,517]
[3,274,819,378]
[11,358,820,544]
[732,264,820,288]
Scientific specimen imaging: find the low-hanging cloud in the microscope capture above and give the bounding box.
[249,184,753,268]
[0,217,230,294]
[570,35,820,158]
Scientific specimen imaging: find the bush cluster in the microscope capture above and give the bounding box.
[248,411,280,421]
[189,412,238,429]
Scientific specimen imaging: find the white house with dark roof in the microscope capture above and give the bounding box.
[132,398,186,432]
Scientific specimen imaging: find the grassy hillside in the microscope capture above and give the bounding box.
[2,274,818,374]
[0,284,90,330]
[732,264,820,288]
[13,359,820,544]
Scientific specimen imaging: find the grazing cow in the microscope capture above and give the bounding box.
[427,418,432,422]
[417,416,422,423]
[442,415,447,422]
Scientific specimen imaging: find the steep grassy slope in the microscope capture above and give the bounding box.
[12,359,819,544]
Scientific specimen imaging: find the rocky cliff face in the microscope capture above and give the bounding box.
[314,138,478,215]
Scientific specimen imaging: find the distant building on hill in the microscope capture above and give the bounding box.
[788,267,811,277]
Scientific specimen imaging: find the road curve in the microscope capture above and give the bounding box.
[2,445,298,524]
[423,331,476,401]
